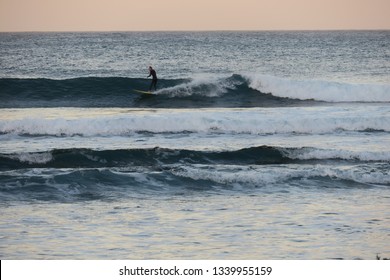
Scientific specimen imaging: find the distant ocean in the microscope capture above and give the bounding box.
[0,31,389,259]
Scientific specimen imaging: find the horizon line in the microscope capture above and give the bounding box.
[1,28,389,33]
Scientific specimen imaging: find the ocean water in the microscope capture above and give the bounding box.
[0,31,389,259]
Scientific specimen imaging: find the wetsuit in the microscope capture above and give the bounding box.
[148,69,158,91]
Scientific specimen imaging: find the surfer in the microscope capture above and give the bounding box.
[147,66,158,91]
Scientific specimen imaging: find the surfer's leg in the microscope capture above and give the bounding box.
[151,79,157,91]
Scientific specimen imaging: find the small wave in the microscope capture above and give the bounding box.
[0,146,288,170]
[1,160,388,203]
[173,162,390,188]
[1,146,389,170]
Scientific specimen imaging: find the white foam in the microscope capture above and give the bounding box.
[283,148,390,162]
[173,163,390,186]
[1,106,389,136]
[245,74,390,102]
[157,74,238,97]
[6,152,53,164]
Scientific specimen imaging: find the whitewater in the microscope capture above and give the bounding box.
[0,31,389,260]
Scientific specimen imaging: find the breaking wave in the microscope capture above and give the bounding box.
[1,146,389,170]
[1,146,389,202]
[1,106,389,137]
[1,74,389,108]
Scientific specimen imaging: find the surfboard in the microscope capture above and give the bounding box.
[133,89,153,95]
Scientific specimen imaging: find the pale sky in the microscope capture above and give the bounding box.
[0,0,389,32]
